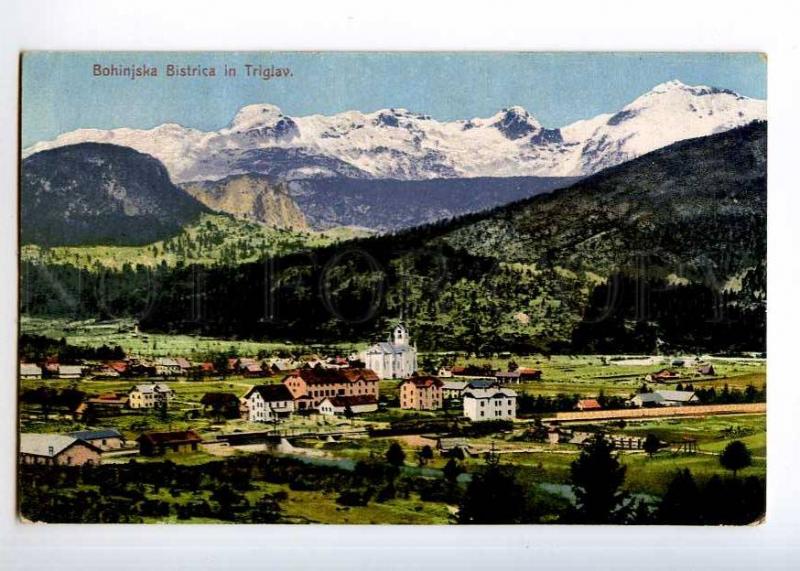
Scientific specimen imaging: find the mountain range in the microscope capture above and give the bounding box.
[24,80,766,184]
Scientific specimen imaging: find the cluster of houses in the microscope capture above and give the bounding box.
[19,427,205,466]
[398,376,518,422]
[645,363,717,382]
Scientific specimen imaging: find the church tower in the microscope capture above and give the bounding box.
[393,323,409,346]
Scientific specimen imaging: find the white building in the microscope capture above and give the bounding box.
[128,383,174,409]
[463,388,517,422]
[243,384,295,422]
[154,358,182,377]
[57,365,84,379]
[363,323,418,379]
[20,363,42,380]
[318,395,378,416]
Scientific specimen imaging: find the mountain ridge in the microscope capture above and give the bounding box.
[23,80,766,184]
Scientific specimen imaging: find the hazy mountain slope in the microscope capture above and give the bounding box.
[285,176,582,231]
[24,81,766,183]
[181,174,308,230]
[21,143,208,246]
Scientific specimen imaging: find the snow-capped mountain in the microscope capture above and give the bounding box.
[23,80,766,183]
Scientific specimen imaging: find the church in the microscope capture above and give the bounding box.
[363,323,418,380]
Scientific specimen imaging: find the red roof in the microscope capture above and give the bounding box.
[402,376,444,388]
[285,368,379,386]
[107,361,128,373]
[577,399,602,410]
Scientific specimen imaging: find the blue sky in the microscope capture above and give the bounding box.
[21,52,766,147]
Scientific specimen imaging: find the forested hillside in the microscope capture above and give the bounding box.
[21,143,208,246]
[20,123,767,353]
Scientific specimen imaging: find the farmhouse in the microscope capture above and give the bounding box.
[517,368,542,381]
[437,367,454,378]
[154,357,182,377]
[575,398,602,411]
[19,433,102,466]
[646,369,682,382]
[243,384,295,422]
[200,392,242,419]
[136,430,202,456]
[57,365,84,380]
[463,388,517,422]
[628,390,699,408]
[400,376,444,410]
[363,323,418,379]
[128,383,174,409]
[318,394,378,416]
[67,428,126,451]
[282,368,380,409]
[20,363,42,380]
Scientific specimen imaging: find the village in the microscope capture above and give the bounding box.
[19,322,766,481]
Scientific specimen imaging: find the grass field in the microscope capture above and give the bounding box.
[21,316,363,358]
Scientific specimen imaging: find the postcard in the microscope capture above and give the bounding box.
[18,52,766,525]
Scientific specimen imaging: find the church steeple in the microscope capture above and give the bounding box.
[393,323,409,346]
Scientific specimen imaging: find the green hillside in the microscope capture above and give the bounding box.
[21,213,372,270]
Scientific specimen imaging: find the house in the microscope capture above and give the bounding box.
[437,367,454,378]
[628,390,699,408]
[242,363,267,378]
[19,433,102,466]
[282,368,380,409]
[66,428,126,451]
[697,364,716,376]
[91,365,120,379]
[127,359,156,377]
[136,430,203,456]
[451,364,497,378]
[399,376,444,410]
[463,388,517,422]
[242,384,295,422]
[442,381,468,400]
[128,383,174,409]
[200,392,241,419]
[646,369,682,382]
[189,362,216,378]
[575,398,602,411]
[107,361,129,376]
[318,394,378,416]
[495,371,521,384]
[20,363,42,380]
[518,368,542,381]
[87,392,129,409]
[174,357,192,373]
[154,357,182,377]
[363,323,418,379]
[57,365,84,380]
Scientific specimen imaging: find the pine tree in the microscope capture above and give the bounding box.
[569,433,629,523]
